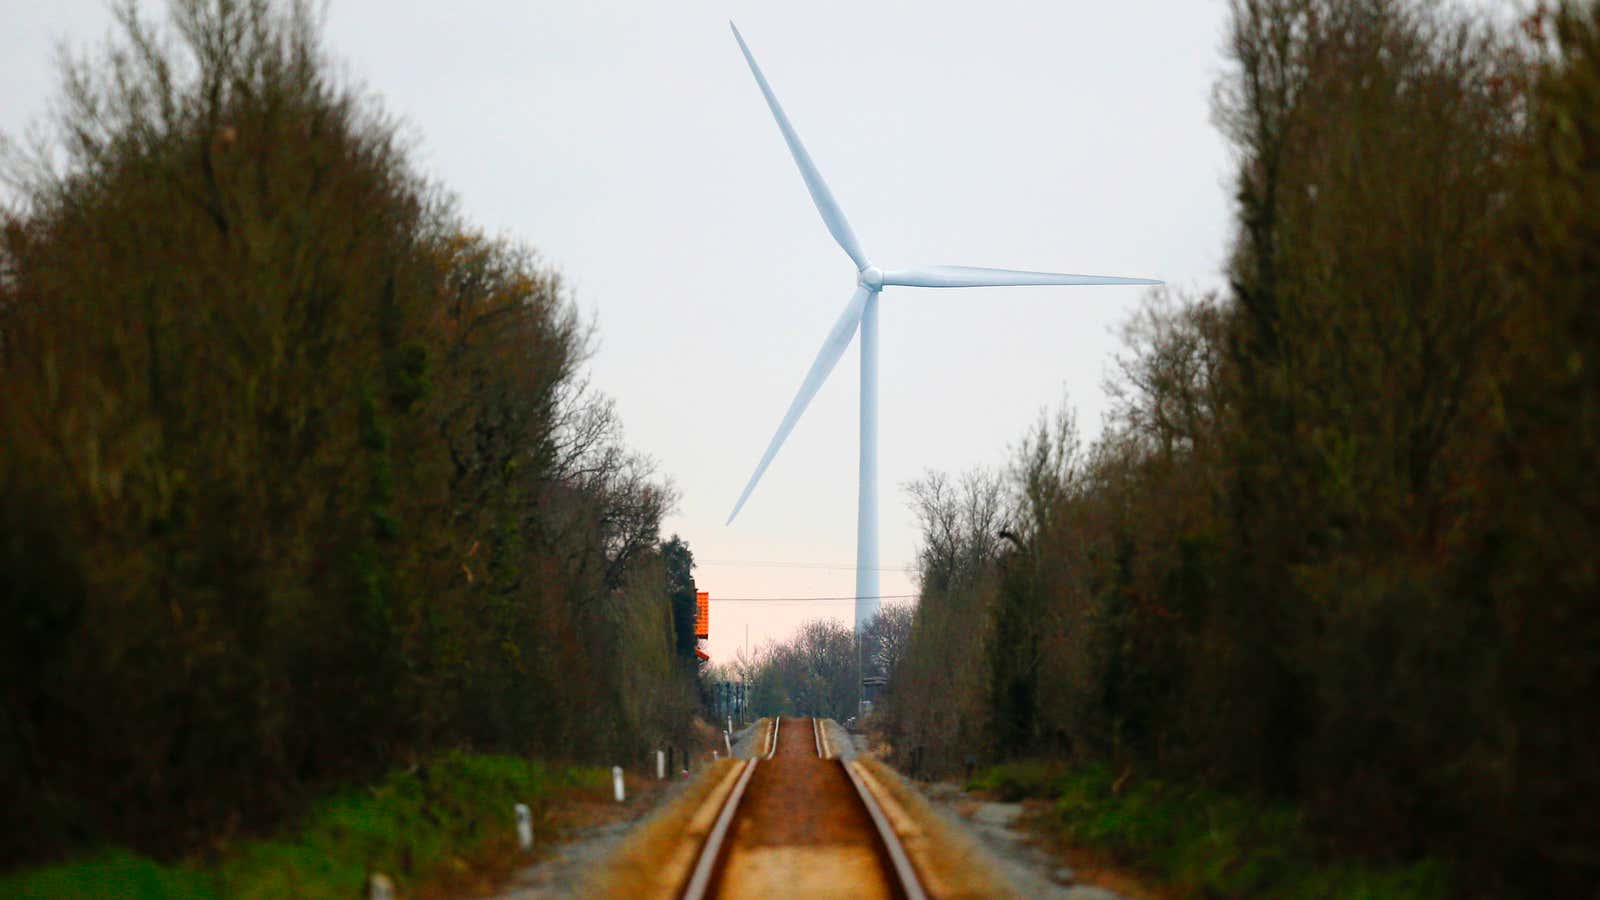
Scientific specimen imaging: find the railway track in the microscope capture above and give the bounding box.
[681,717,927,900]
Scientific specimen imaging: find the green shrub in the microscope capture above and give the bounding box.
[0,753,606,899]
[0,850,214,900]
[965,759,1073,801]
[1010,764,1457,900]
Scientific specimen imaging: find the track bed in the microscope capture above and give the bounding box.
[684,717,922,899]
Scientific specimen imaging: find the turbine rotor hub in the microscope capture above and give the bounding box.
[858,265,884,290]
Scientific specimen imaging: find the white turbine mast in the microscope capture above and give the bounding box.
[724,22,1161,633]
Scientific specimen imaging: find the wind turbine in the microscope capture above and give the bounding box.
[724,22,1161,632]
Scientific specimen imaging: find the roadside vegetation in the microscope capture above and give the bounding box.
[0,753,606,899]
[0,0,705,874]
[971,762,1454,899]
[880,1,1600,895]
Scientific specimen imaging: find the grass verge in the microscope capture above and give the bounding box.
[968,761,1455,899]
[1,751,608,899]
[583,757,743,898]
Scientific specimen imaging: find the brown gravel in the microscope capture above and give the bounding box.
[735,718,878,845]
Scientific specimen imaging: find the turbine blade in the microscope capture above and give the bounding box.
[881,264,1163,289]
[730,22,869,271]
[727,285,873,524]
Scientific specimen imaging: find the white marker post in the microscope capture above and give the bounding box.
[515,803,533,853]
[656,749,666,780]
[368,873,395,900]
[612,765,625,803]
[724,732,733,757]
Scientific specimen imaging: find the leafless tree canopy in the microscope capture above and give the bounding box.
[879,2,1600,892]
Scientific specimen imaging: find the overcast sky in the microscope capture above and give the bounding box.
[2,0,1235,664]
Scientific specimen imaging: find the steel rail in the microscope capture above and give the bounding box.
[679,757,759,900]
[680,717,926,900]
[841,757,928,900]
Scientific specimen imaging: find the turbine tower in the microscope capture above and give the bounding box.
[724,23,1160,632]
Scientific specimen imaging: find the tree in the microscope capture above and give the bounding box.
[661,534,699,665]
[744,620,859,720]
[879,0,1600,889]
[861,602,914,683]
[0,0,697,863]
[1462,3,1600,886]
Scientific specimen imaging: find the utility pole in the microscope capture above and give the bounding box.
[856,628,863,724]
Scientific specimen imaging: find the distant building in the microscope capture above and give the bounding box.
[861,674,887,715]
[695,590,710,661]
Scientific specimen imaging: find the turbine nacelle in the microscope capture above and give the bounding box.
[726,20,1162,527]
[725,22,1161,628]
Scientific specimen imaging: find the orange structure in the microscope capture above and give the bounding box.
[695,591,710,639]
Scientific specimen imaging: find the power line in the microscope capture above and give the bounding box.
[695,558,913,572]
[709,593,918,603]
